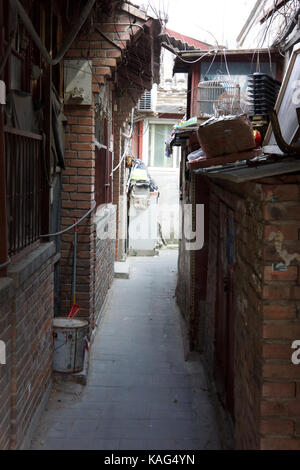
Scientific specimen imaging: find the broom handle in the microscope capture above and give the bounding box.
[72,219,78,305]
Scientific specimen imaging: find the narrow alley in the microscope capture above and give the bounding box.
[31,251,223,451]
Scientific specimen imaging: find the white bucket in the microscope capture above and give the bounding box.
[53,317,89,373]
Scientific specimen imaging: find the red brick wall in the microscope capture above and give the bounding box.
[62,28,115,319]
[260,176,300,450]
[10,244,55,449]
[204,179,267,449]
[0,243,55,449]
[60,104,96,321]
[203,175,300,450]
[0,279,13,450]
[61,6,153,305]
[232,181,265,449]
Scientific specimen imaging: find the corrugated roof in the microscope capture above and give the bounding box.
[162,28,212,51]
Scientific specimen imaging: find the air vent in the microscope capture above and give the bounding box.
[138,90,152,111]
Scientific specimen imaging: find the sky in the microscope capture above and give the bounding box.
[134,0,258,48]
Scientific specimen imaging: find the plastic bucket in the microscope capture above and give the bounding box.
[53,317,89,374]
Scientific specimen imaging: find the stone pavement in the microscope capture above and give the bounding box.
[31,250,222,450]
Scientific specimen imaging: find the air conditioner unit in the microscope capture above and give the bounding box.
[138,89,153,112]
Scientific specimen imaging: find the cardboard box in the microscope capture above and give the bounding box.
[197,114,255,158]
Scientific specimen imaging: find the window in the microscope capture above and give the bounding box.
[148,124,178,168]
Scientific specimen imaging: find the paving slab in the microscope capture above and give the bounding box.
[31,250,223,450]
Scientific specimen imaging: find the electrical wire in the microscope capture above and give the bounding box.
[0,200,97,267]
[175,49,219,65]
[40,201,96,238]
[148,1,220,65]
[0,258,11,269]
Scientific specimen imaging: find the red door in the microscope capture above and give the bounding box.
[215,202,235,418]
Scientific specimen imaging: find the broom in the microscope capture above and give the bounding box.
[68,219,80,318]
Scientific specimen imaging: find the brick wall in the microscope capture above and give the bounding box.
[204,179,267,449]
[260,176,300,450]
[0,243,55,449]
[93,205,116,327]
[202,175,300,450]
[9,243,55,449]
[0,3,158,451]
[0,279,13,450]
[60,104,96,321]
[232,181,265,450]
[176,152,210,351]
[61,11,150,317]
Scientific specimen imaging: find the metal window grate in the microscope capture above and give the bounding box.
[4,127,43,256]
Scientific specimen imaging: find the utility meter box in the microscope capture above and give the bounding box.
[64,60,92,105]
